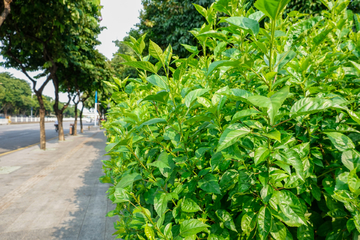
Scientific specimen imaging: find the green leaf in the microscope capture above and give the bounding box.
[148,152,174,177]
[217,123,250,152]
[141,91,169,104]
[122,61,157,73]
[238,170,251,192]
[197,96,212,108]
[149,40,164,63]
[145,224,155,240]
[181,197,202,213]
[103,80,119,91]
[154,192,173,216]
[297,225,314,240]
[206,60,239,77]
[211,152,223,171]
[198,174,221,194]
[220,169,239,191]
[197,30,228,41]
[275,50,296,71]
[290,98,337,117]
[225,88,254,101]
[99,175,112,184]
[164,223,173,239]
[241,212,257,234]
[180,219,209,237]
[137,34,147,55]
[355,13,360,32]
[105,143,117,152]
[193,4,207,19]
[216,209,237,232]
[184,88,210,108]
[254,147,270,166]
[146,75,169,90]
[140,118,167,127]
[232,109,261,122]
[292,142,310,159]
[254,0,291,20]
[324,132,355,152]
[116,173,142,188]
[342,150,360,172]
[346,109,360,125]
[257,206,272,240]
[113,187,130,203]
[275,190,306,227]
[348,169,360,194]
[247,86,290,125]
[313,24,334,45]
[281,149,305,181]
[163,45,173,67]
[117,53,136,62]
[225,17,260,35]
[263,130,281,142]
[249,11,266,22]
[271,220,293,240]
[181,44,199,53]
[355,212,360,233]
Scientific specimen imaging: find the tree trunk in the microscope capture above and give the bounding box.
[51,72,70,141]
[73,103,78,136]
[0,0,12,27]
[36,93,46,150]
[97,106,102,126]
[39,107,46,149]
[80,104,84,133]
[57,113,65,141]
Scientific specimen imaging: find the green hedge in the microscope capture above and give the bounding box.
[101,0,360,239]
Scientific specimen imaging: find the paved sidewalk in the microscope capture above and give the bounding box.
[0,130,117,240]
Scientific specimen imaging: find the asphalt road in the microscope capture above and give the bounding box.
[0,121,92,154]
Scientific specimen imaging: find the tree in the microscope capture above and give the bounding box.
[51,0,104,140]
[0,0,104,147]
[79,92,90,133]
[0,0,76,149]
[111,40,138,80]
[0,0,12,27]
[31,95,53,116]
[122,0,215,59]
[0,72,32,117]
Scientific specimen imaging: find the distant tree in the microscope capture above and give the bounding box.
[0,0,103,148]
[135,0,215,58]
[31,95,53,116]
[111,39,138,80]
[122,0,359,63]
[0,72,32,117]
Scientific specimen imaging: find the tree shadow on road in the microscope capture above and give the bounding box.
[51,132,118,240]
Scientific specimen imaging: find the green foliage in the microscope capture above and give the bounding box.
[102,0,360,239]
[0,72,32,116]
[133,0,216,58]
[246,0,360,15]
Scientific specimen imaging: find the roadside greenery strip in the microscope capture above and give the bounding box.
[101,0,360,239]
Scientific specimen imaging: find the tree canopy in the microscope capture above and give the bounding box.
[0,0,108,147]
[0,72,31,117]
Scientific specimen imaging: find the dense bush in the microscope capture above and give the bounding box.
[101,0,360,239]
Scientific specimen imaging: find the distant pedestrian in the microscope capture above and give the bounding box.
[54,119,59,132]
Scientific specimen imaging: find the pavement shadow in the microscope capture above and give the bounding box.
[51,132,117,240]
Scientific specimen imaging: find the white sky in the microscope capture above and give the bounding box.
[0,0,143,103]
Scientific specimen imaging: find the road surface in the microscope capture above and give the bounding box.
[0,122,92,154]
